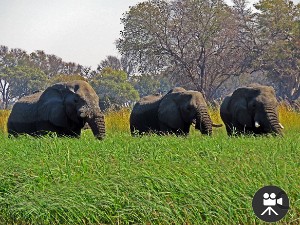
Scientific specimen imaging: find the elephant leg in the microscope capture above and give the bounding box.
[175,123,190,136]
[174,129,184,136]
[36,121,59,136]
[159,123,189,136]
[61,128,81,138]
[225,122,244,136]
[159,123,173,135]
[36,121,81,138]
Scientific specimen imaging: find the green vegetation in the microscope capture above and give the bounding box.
[0,108,299,224]
[117,0,300,101]
[91,68,139,108]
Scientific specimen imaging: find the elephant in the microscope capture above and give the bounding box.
[220,84,284,136]
[130,87,221,135]
[8,80,105,139]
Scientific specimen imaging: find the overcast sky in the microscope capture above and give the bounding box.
[0,0,298,69]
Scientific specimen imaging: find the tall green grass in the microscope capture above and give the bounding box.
[0,131,299,224]
[0,106,299,224]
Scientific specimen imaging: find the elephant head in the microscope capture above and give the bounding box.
[37,80,105,139]
[158,90,214,135]
[221,84,283,135]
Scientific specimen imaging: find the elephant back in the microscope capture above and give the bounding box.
[130,94,162,134]
[139,94,162,104]
[18,91,43,104]
[8,91,42,135]
[166,87,186,94]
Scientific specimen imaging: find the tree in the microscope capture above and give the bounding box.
[0,46,33,108]
[120,54,136,75]
[0,65,47,108]
[8,66,48,98]
[131,74,172,97]
[0,46,13,108]
[0,67,12,109]
[131,74,161,97]
[81,66,96,78]
[96,55,135,76]
[213,0,261,96]
[29,50,63,77]
[253,0,300,100]
[0,46,98,108]
[117,0,254,100]
[97,55,122,72]
[91,68,139,109]
[29,50,87,78]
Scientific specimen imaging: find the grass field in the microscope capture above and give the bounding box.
[0,106,299,224]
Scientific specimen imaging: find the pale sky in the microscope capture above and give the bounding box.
[0,0,298,69]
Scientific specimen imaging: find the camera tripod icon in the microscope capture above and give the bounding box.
[252,185,289,222]
[261,193,283,216]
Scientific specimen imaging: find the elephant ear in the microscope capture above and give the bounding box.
[228,87,259,127]
[178,93,195,124]
[37,83,74,127]
[158,93,188,129]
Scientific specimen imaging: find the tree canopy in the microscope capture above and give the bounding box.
[91,68,139,110]
[117,0,256,100]
[117,0,300,100]
[253,0,300,100]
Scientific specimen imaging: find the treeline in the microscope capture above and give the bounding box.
[117,0,300,101]
[0,0,299,110]
[0,44,175,109]
[0,47,161,110]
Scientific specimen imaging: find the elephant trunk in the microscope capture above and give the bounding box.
[86,110,106,140]
[256,106,282,136]
[265,107,282,136]
[195,105,213,135]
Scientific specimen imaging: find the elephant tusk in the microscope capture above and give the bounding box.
[279,123,284,129]
[255,121,260,128]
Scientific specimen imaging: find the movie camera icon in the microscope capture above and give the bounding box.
[261,192,283,216]
[252,185,289,222]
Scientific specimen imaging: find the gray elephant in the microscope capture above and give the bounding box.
[220,84,284,136]
[8,80,105,139]
[130,88,221,135]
